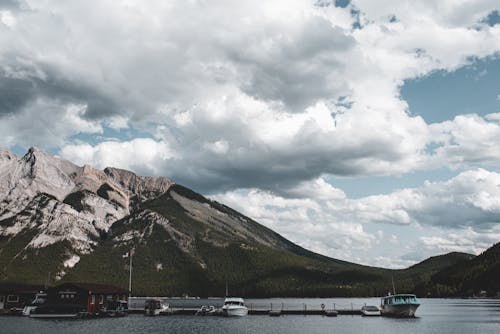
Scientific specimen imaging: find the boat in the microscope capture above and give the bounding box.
[144,299,169,316]
[22,291,47,316]
[29,304,88,319]
[195,305,218,316]
[380,294,420,317]
[361,305,381,316]
[221,297,248,317]
[97,300,128,317]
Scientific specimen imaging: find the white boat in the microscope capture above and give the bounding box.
[361,305,381,316]
[221,298,248,317]
[380,294,420,317]
[22,291,47,316]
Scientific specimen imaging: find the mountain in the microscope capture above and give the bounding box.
[423,243,500,297]
[0,147,475,297]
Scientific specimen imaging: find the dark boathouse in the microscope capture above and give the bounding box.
[48,283,128,313]
[0,282,44,313]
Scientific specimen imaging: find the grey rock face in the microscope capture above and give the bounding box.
[0,147,174,273]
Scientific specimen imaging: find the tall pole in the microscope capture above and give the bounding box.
[129,250,133,298]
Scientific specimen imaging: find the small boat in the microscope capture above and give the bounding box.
[195,305,217,316]
[222,297,248,317]
[361,305,381,316]
[98,300,128,317]
[380,294,420,317]
[144,299,169,316]
[29,304,88,319]
[22,291,47,316]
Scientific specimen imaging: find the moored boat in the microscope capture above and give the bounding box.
[361,305,381,316]
[29,304,88,319]
[144,299,169,316]
[221,298,248,317]
[22,291,47,316]
[380,294,420,317]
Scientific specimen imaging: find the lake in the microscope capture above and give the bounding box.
[2,298,500,334]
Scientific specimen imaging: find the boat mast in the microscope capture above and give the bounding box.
[225,280,228,297]
[391,276,396,295]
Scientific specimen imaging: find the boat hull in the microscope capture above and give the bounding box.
[381,304,419,317]
[222,306,248,317]
[361,310,381,316]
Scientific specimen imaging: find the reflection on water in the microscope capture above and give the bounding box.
[2,299,500,334]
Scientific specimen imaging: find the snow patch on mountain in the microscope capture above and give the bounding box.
[64,255,81,268]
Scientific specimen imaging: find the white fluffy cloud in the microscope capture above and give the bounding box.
[59,138,173,176]
[212,169,500,267]
[0,1,498,183]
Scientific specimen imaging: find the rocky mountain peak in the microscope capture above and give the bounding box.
[0,147,17,163]
[104,167,174,200]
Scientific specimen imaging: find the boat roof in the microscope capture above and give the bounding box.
[382,294,417,298]
[224,297,244,303]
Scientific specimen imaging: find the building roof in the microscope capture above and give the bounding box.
[53,282,128,294]
[0,282,45,294]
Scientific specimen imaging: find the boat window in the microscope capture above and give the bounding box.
[7,295,19,303]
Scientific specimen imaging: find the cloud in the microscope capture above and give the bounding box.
[0,98,102,148]
[59,138,173,176]
[211,169,500,266]
[343,168,500,228]
[1,1,499,191]
[427,113,500,168]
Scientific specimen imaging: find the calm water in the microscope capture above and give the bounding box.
[2,298,500,334]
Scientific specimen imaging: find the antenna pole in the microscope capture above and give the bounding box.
[129,250,133,298]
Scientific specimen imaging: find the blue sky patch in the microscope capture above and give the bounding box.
[401,56,500,123]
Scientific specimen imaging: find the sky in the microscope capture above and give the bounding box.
[1,0,500,268]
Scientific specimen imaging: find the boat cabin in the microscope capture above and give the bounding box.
[47,283,128,314]
[223,297,245,306]
[381,294,418,306]
[0,283,45,313]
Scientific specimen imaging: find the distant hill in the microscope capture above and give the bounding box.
[0,147,478,297]
[423,243,500,297]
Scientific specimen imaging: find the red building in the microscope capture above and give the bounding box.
[48,283,128,313]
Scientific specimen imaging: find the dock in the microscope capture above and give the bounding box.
[129,308,362,316]
[127,298,367,316]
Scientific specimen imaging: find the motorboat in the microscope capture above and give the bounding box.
[29,304,88,319]
[222,297,248,317]
[361,305,381,316]
[22,291,47,316]
[380,294,420,317]
[144,299,169,316]
[98,300,128,317]
[195,305,218,316]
